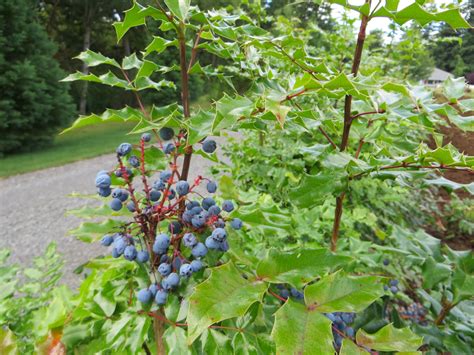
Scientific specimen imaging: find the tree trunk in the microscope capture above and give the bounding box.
[79,3,92,115]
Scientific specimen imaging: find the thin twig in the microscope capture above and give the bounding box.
[187,27,204,73]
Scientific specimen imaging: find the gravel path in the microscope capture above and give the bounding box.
[0,145,220,288]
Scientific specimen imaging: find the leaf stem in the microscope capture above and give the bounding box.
[331,0,371,251]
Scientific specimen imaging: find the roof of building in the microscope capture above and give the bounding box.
[427,68,453,82]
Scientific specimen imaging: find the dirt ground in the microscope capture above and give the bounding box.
[426,124,474,250]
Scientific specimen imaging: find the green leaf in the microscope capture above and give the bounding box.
[93,289,116,317]
[424,177,474,194]
[62,71,129,89]
[164,0,191,21]
[304,271,385,313]
[213,95,255,133]
[187,262,267,344]
[340,339,370,354]
[186,110,214,145]
[452,268,474,303]
[113,3,168,41]
[421,257,452,289]
[271,300,334,355]
[443,76,467,100]
[164,327,191,355]
[288,171,347,208]
[75,50,120,68]
[122,53,143,70]
[135,60,159,80]
[144,36,178,56]
[68,219,125,243]
[373,3,471,29]
[356,323,424,352]
[62,106,143,134]
[256,249,352,287]
[0,328,17,355]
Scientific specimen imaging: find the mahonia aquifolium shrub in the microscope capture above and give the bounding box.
[95,128,242,306]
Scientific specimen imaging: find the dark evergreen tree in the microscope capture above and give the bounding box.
[428,0,473,76]
[0,0,75,155]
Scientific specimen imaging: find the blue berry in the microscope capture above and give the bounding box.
[137,289,153,303]
[101,235,114,246]
[109,198,123,211]
[160,170,172,182]
[383,259,390,266]
[390,279,399,287]
[97,187,111,197]
[158,263,172,277]
[115,167,133,178]
[167,189,176,200]
[190,260,203,272]
[208,205,221,216]
[150,190,161,202]
[390,286,398,294]
[230,218,243,230]
[191,242,208,257]
[176,181,190,196]
[153,180,166,191]
[153,234,170,254]
[163,142,176,154]
[222,200,234,212]
[95,174,111,188]
[149,284,159,297]
[215,219,226,228]
[116,142,132,156]
[179,264,193,278]
[211,228,227,242]
[202,139,217,153]
[202,197,216,210]
[160,254,169,264]
[126,201,136,212]
[124,245,137,261]
[280,289,290,299]
[206,181,217,193]
[162,273,179,290]
[191,213,207,228]
[112,189,129,202]
[159,127,174,141]
[186,201,200,210]
[182,211,193,224]
[141,133,152,142]
[183,233,198,248]
[168,221,182,234]
[290,288,304,300]
[173,257,183,271]
[190,206,203,215]
[205,236,220,250]
[218,240,229,252]
[112,248,120,258]
[346,327,355,337]
[155,289,168,305]
[136,250,150,263]
[128,155,140,168]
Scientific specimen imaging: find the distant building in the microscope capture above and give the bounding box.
[422,68,453,87]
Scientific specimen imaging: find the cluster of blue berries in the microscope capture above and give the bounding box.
[101,233,150,262]
[398,302,427,324]
[276,284,304,300]
[384,279,399,294]
[325,312,356,348]
[95,129,243,307]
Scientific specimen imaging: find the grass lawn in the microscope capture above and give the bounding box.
[0,122,136,178]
